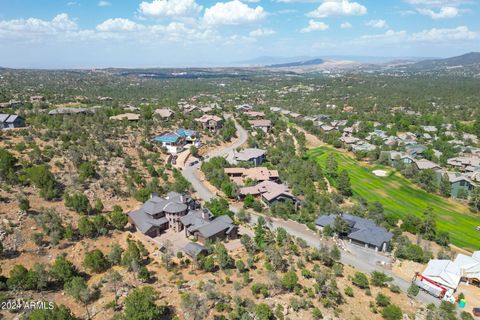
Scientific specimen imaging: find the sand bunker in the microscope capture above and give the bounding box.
[373,170,388,177]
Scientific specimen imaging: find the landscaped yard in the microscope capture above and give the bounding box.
[308,146,480,251]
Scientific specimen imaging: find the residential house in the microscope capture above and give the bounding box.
[195,114,223,132]
[384,151,415,165]
[153,128,199,154]
[239,181,297,207]
[249,119,272,133]
[340,135,360,145]
[245,111,265,118]
[320,125,335,132]
[315,214,393,252]
[0,100,23,108]
[154,108,174,119]
[0,114,25,129]
[351,142,376,152]
[446,156,480,173]
[226,148,266,166]
[422,126,438,133]
[270,107,282,113]
[30,95,45,103]
[48,107,92,115]
[224,167,279,185]
[405,143,427,157]
[435,171,476,198]
[414,159,441,171]
[236,104,253,112]
[180,209,238,244]
[183,104,198,114]
[128,192,197,237]
[109,113,140,121]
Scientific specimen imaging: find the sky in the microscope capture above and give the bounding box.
[0,0,478,68]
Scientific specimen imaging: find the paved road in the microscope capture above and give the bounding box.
[183,119,248,202]
[181,122,439,306]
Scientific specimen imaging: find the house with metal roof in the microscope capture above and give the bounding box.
[128,192,197,237]
[315,213,393,252]
[0,113,25,129]
[239,181,297,207]
[182,242,208,258]
[180,209,238,244]
[248,119,272,133]
[226,148,266,166]
[153,128,199,154]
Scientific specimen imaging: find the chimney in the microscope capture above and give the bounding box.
[151,192,159,199]
[202,209,210,221]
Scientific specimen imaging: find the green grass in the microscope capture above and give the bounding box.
[308,146,480,251]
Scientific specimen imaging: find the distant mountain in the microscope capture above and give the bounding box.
[234,56,317,67]
[268,58,325,68]
[411,52,480,69]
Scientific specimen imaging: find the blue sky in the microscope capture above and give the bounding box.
[0,0,478,68]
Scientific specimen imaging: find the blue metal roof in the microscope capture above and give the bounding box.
[176,128,197,137]
[154,133,180,143]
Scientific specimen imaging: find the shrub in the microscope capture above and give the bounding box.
[382,304,402,320]
[352,272,369,289]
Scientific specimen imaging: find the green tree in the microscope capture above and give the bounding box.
[469,188,480,212]
[326,153,338,178]
[108,244,124,266]
[123,287,167,320]
[51,254,77,285]
[371,271,393,287]
[78,162,96,182]
[25,304,77,320]
[215,243,233,270]
[352,272,369,289]
[440,173,451,197]
[281,271,299,291]
[64,193,91,214]
[381,304,402,320]
[64,277,92,320]
[78,217,96,238]
[0,148,17,182]
[25,165,60,200]
[18,197,30,213]
[255,303,273,320]
[376,293,391,307]
[407,283,419,297]
[110,207,128,230]
[254,217,267,249]
[83,250,109,273]
[337,170,352,196]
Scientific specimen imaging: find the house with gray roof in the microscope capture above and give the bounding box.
[128,192,198,237]
[315,213,393,252]
[182,242,208,258]
[226,148,266,166]
[180,209,238,244]
[0,113,25,129]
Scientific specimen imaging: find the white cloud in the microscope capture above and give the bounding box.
[139,0,203,18]
[203,0,266,25]
[360,29,407,42]
[411,25,476,41]
[366,19,388,28]
[98,1,111,7]
[404,0,464,5]
[417,6,458,19]
[249,28,275,37]
[340,22,352,29]
[301,20,329,33]
[0,13,77,38]
[307,0,367,18]
[96,18,143,32]
[358,25,477,43]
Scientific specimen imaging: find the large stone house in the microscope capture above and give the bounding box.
[195,115,223,132]
[239,181,297,207]
[128,192,198,237]
[129,193,238,243]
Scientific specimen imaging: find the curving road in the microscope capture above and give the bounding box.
[181,121,439,306]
